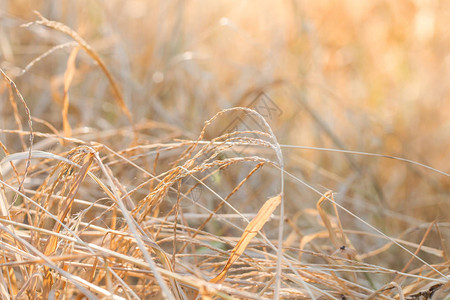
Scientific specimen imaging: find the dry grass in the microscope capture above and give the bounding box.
[0,1,449,299]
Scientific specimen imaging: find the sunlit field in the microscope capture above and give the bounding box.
[0,1,449,299]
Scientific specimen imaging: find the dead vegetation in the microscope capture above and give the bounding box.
[0,1,449,299]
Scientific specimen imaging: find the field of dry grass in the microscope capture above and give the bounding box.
[0,1,449,299]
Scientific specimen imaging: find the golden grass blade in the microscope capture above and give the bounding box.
[316,191,341,248]
[210,194,281,284]
[62,46,79,139]
[392,221,436,285]
[435,223,449,262]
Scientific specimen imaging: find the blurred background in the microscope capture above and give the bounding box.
[1,0,449,278]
